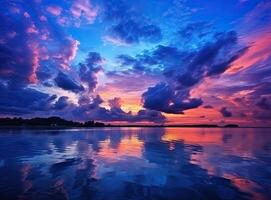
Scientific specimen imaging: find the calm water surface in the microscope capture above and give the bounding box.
[0,128,270,200]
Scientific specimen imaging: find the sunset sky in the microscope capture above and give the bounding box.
[0,0,270,126]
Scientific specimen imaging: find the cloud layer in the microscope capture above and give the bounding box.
[0,0,270,125]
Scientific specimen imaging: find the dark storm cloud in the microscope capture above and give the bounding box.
[176,31,247,86]
[54,72,84,93]
[138,31,247,114]
[0,83,49,115]
[142,83,202,114]
[73,96,166,123]
[79,52,103,92]
[0,82,69,115]
[103,0,162,44]
[220,107,232,117]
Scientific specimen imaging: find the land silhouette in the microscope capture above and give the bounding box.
[0,117,239,128]
[0,117,107,128]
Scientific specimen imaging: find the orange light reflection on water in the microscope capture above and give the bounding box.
[162,128,270,200]
[97,135,144,161]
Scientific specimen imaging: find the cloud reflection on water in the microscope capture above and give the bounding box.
[0,128,270,200]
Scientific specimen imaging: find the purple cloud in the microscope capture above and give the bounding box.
[220,107,232,118]
[72,96,166,123]
[54,72,84,93]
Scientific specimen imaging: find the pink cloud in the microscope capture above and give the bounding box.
[23,12,30,18]
[46,6,62,16]
[57,16,68,26]
[40,34,48,40]
[103,35,130,46]
[227,1,271,74]
[53,38,80,70]
[62,38,80,69]
[27,42,40,84]
[26,24,39,34]
[39,28,50,40]
[27,42,50,84]
[39,15,47,22]
[70,0,98,24]
[227,31,271,73]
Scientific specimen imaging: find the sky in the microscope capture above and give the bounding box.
[0,0,270,126]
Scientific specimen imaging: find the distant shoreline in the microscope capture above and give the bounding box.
[0,125,270,129]
[1,117,270,129]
